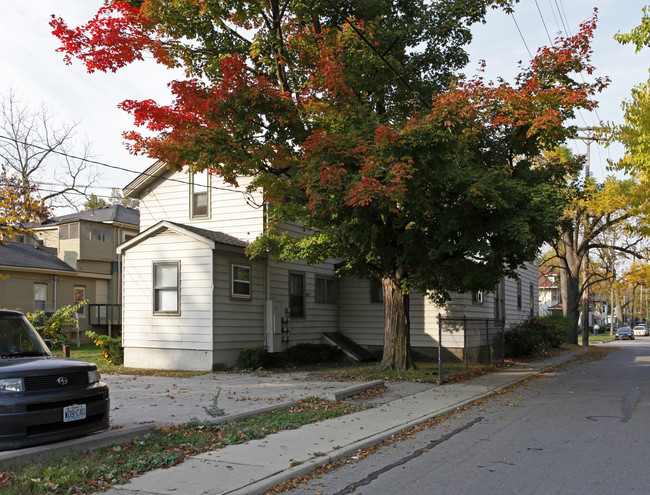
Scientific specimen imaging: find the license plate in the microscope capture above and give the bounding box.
[63,404,86,422]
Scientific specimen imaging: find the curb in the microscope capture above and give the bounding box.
[0,424,154,470]
[326,379,385,401]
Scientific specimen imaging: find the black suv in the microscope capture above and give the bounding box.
[0,310,109,450]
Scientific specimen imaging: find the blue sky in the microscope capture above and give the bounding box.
[1,0,646,202]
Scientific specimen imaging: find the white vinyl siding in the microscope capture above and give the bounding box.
[267,259,339,345]
[137,169,264,243]
[503,261,539,327]
[121,230,214,366]
[212,250,265,352]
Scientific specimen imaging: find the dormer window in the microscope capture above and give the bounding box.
[191,171,210,219]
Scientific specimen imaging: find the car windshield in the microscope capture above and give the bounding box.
[0,313,50,358]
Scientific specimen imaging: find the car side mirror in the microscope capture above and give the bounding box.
[43,339,53,350]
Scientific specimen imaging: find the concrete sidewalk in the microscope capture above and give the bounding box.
[98,350,583,495]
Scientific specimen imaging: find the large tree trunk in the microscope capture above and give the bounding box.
[379,273,415,371]
[562,231,583,344]
[564,271,582,344]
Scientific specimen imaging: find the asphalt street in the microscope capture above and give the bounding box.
[282,340,650,495]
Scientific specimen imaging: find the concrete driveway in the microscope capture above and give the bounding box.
[0,369,434,469]
[103,370,433,427]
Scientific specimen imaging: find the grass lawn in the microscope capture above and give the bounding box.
[589,333,616,343]
[52,343,205,377]
[312,359,508,384]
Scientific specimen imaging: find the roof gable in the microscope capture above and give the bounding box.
[122,161,170,199]
[117,221,247,254]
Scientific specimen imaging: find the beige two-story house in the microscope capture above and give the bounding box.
[0,205,139,336]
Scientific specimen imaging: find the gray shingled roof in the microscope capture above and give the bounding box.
[169,222,248,248]
[0,242,76,272]
[40,205,139,227]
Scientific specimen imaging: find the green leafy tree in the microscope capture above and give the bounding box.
[607,6,650,190]
[52,2,606,370]
[83,193,107,210]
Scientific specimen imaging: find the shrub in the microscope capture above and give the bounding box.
[86,331,124,365]
[237,346,272,369]
[284,343,342,365]
[504,319,561,358]
[539,313,571,346]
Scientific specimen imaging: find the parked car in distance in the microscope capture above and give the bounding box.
[633,325,648,336]
[0,310,109,450]
[615,326,635,340]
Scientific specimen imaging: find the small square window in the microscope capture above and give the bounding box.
[232,264,251,298]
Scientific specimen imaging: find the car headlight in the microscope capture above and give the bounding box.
[0,378,24,392]
[87,370,99,385]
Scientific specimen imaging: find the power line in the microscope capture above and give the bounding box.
[0,134,263,207]
[510,12,533,59]
[534,0,553,44]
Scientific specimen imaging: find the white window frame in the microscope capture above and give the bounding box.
[153,262,180,315]
[190,171,210,219]
[231,264,251,299]
[34,284,47,311]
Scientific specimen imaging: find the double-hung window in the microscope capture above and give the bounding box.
[154,262,180,314]
[370,280,383,303]
[34,284,47,311]
[191,171,210,218]
[232,264,251,298]
[289,272,305,318]
[315,277,336,303]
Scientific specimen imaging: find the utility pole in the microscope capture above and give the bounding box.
[575,128,601,346]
